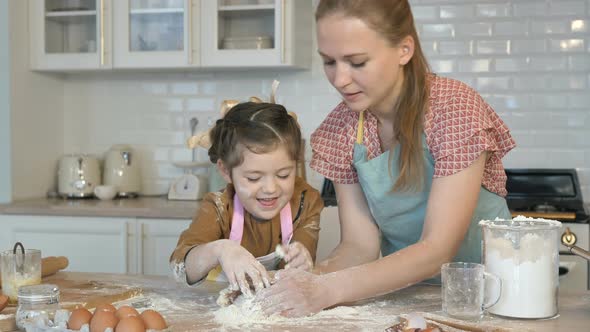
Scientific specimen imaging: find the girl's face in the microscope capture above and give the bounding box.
[219,145,296,221]
[316,14,412,115]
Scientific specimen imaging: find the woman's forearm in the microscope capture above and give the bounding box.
[321,240,450,305]
[314,242,380,274]
[184,240,229,283]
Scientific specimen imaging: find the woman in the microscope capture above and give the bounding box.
[258,0,515,317]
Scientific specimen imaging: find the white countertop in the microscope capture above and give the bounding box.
[0,196,200,219]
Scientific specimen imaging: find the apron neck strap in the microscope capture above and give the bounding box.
[229,194,293,246]
[356,110,365,144]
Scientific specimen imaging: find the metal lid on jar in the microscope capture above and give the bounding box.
[18,284,60,304]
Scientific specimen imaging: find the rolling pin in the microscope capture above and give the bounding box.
[0,256,69,288]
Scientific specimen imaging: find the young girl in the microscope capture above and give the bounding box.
[170,101,324,297]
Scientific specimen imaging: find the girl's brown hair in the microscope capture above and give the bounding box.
[316,0,431,191]
[208,102,302,174]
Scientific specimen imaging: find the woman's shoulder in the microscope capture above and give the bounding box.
[428,75,484,111]
[310,102,358,156]
[309,102,361,183]
[312,102,358,137]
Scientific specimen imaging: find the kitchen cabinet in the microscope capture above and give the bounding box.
[29,0,312,71]
[0,215,191,276]
[0,215,130,273]
[200,0,312,68]
[133,218,191,276]
[29,0,113,70]
[112,0,199,68]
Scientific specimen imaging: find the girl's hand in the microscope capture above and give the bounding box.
[281,241,313,271]
[257,268,332,317]
[217,240,271,296]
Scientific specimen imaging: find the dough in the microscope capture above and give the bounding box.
[216,271,277,307]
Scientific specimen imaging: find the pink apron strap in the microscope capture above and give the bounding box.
[229,195,293,246]
[279,203,293,246]
[229,194,245,243]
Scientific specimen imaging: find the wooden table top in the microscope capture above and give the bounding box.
[3,272,589,332]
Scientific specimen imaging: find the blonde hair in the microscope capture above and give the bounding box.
[316,0,431,191]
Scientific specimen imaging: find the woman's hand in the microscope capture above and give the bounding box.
[257,269,333,317]
[217,240,271,296]
[281,241,313,271]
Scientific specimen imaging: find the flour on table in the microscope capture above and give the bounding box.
[214,299,397,330]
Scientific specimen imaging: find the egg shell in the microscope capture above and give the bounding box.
[116,306,139,319]
[90,310,119,332]
[115,316,145,332]
[140,310,167,330]
[94,303,117,313]
[68,308,93,330]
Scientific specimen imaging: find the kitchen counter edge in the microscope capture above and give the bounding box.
[0,196,199,219]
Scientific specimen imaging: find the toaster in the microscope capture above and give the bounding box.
[57,154,101,198]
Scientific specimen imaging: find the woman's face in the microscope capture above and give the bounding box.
[219,145,296,221]
[317,14,411,115]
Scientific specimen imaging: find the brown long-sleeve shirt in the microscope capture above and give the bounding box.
[170,177,324,270]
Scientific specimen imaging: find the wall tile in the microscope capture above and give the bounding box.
[59,0,590,202]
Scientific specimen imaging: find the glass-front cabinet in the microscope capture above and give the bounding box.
[200,0,311,68]
[29,0,312,70]
[30,0,112,70]
[112,0,198,68]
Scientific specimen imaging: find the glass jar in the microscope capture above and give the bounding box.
[0,248,42,304]
[480,217,561,319]
[16,284,60,330]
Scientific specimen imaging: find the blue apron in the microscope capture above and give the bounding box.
[352,111,511,276]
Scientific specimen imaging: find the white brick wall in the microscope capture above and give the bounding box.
[62,0,590,201]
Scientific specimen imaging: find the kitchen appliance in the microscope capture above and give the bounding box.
[103,145,141,197]
[57,154,101,198]
[505,168,589,291]
[169,117,209,200]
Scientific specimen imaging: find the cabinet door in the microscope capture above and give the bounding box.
[0,215,130,273]
[29,0,113,70]
[137,218,191,276]
[113,0,198,68]
[200,0,282,67]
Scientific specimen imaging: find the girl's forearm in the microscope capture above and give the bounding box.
[184,240,230,283]
[321,241,450,305]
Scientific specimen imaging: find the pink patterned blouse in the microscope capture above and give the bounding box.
[310,75,516,197]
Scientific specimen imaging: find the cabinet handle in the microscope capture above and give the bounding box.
[188,0,192,64]
[281,0,286,64]
[100,0,105,66]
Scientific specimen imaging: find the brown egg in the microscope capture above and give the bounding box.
[94,303,117,313]
[140,310,167,330]
[90,310,119,332]
[116,305,139,319]
[115,316,145,332]
[68,307,93,330]
[0,294,8,313]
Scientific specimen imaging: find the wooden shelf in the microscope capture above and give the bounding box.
[129,8,185,15]
[218,4,275,11]
[46,10,97,17]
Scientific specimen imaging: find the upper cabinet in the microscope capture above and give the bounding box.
[30,0,113,71]
[29,0,312,71]
[200,0,311,68]
[112,0,199,68]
